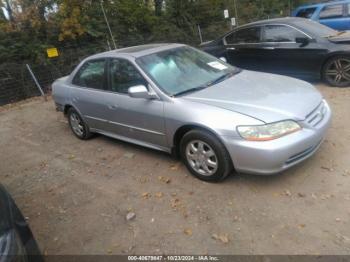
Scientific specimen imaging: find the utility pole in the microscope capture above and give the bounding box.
[100,0,117,49]
[233,0,239,26]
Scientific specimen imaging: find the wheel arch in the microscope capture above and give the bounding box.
[64,104,73,116]
[63,104,84,119]
[172,124,227,157]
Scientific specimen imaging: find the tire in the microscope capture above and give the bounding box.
[67,107,92,140]
[322,56,350,87]
[180,129,233,182]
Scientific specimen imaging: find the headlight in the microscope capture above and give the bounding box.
[237,120,301,141]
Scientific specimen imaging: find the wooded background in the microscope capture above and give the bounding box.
[0,0,315,105]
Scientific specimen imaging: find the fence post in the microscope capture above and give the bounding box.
[26,64,47,101]
[197,24,203,44]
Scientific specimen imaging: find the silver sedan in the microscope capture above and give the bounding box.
[52,44,331,181]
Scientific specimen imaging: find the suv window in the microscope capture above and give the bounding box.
[109,59,147,94]
[73,59,106,90]
[319,4,344,19]
[296,7,316,18]
[263,25,306,42]
[225,27,261,44]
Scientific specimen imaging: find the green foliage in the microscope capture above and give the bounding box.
[0,0,321,64]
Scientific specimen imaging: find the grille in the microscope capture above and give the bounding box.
[305,101,326,127]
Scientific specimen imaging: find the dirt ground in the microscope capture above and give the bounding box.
[0,83,350,255]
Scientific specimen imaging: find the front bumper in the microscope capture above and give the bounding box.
[221,101,332,175]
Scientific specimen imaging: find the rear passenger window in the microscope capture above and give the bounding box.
[319,4,344,19]
[296,8,316,18]
[225,27,261,44]
[73,60,106,90]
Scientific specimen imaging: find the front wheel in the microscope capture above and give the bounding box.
[180,129,233,182]
[323,56,350,87]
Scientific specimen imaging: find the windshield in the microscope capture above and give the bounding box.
[293,19,338,37]
[136,46,239,96]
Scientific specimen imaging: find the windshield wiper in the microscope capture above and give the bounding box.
[207,71,236,86]
[173,85,209,97]
[173,70,239,97]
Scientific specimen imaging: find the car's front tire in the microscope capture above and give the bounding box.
[180,129,233,182]
[67,107,92,140]
[323,56,350,87]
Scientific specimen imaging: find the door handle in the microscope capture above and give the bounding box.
[227,47,236,50]
[108,105,118,110]
[261,47,275,50]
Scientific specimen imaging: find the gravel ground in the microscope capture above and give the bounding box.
[0,83,350,255]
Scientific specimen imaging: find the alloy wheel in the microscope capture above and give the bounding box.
[325,58,350,86]
[185,140,218,176]
[70,112,84,137]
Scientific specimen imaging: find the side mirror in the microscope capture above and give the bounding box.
[295,37,309,46]
[128,85,158,99]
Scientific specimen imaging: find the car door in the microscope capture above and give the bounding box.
[105,58,167,148]
[259,24,327,78]
[70,58,112,131]
[223,26,263,71]
[318,3,348,31]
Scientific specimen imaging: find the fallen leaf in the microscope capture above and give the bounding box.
[212,233,229,244]
[184,228,192,236]
[170,162,181,171]
[284,190,292,197]
[123,152,135,159]
[171,198,181,208]
[142,192,151,199]
[298,193,306,198]
[158,176,171,184]
[155,192,163,198]
[321,166,334,172]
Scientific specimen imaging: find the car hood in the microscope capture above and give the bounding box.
[182,70,322,123]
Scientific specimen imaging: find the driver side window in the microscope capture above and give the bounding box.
[262,25,306,43]
[109,59,148,94]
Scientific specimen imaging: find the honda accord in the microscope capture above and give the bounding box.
[52,44,332,181]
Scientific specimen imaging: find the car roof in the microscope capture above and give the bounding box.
[88,43,186,60]
[297,0,350,9]
[238,17,309,28]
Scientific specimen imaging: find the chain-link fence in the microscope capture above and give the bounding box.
[0,41,109,106]
[0,16,280,106]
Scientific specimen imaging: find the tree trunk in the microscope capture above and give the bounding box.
[154,0,162,16]
[5,0,14,22]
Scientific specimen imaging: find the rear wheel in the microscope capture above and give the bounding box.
[67,108,92,140]
[180,129,233,182]
[323,56,350,87]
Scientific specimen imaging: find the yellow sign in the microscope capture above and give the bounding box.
[47,48,59,58]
